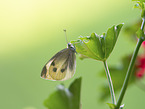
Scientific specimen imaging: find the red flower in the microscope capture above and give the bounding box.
[136,69,145,78]
[135,55,145,78]
[142,41,145,49]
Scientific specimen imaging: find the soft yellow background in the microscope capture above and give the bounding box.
[0,0,145,109]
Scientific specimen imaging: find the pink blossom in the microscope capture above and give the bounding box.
[135,56,145,78]
[136,69,145,78]
[142,41,145,48]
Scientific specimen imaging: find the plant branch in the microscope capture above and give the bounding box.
[103,61,116,104]
[141,18,145,31]
[115,18,145,109]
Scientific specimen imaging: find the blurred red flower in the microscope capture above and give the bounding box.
[135,42,145,78]
[142,41,145,49]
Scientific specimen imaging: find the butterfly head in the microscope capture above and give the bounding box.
[67,43,76,52]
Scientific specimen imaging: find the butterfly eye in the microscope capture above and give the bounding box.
[68,43,76,52]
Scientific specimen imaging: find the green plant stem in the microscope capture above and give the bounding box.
[115,38,144,109]
[103,61,116,104]
[141,18,145,31]
[115,18,145,109]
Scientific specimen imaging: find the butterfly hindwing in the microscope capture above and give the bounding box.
[64,50,76,80]
[48,49,69,80]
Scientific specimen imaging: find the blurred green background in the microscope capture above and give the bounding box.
[0,0,145,109]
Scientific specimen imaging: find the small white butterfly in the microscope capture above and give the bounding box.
[41,32,76,81]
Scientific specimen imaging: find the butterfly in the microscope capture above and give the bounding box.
[41,43,76,81]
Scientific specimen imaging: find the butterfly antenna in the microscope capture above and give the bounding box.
[63,29,68,44]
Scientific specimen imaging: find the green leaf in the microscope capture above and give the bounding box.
[44,77,82,109]
[107,103,116,109]
[132,0,145,2]
[133,2,144,9]
[133,2,145,17]
[72,33,104,61]
[103,24,123,59]
[71,24,123,61]
[69,77,82,109]
[136,28,144,38]
[133,3,141,9]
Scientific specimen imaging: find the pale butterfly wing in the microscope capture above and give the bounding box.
[41,45,76,81]
[66,49,76,79]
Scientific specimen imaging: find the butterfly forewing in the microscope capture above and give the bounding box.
[41,48,68,80]
[41,47,76,81]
